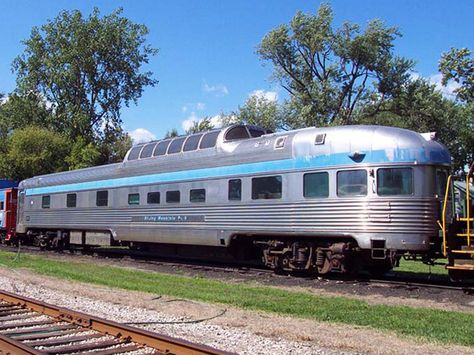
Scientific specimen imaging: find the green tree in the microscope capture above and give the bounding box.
[65,137,101,170]
[359,78,473,171]
[439,48,474,103]
[0,93,53,142]
[13,7,158,159]
[0,126,70,180]
[237,94,282,131]
[164,128,179,138]
[257,3,413,128]
[185,117,214,134]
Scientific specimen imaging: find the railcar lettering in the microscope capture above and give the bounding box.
[132,215,205,223]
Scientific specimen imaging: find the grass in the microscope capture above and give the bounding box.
[393,257,448,277]
[0,250,472,347]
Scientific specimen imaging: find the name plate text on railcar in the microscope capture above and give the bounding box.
[132,215,205,223]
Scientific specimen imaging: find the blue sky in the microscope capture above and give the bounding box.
[1,0,473,142]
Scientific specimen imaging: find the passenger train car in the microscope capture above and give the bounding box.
[0,179,18,243]
[15,124,452,274]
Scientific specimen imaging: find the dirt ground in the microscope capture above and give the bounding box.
[0,267,472,355]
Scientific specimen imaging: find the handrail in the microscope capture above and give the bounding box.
[467,162,473,246]
[442,175,453,257]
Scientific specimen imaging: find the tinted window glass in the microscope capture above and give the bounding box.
[168,137,186,154]
[436,171,448,198]
[140,143,156,159]
[248,127,265,138]
[377,168,413,195]
[225,126,249,140]
[252,176,282,200]
[190,189,206,202]
[153,140,171,156]
[0,202,4,210]
[96,190,108,206]
[337,170,367,196]
[147,192,160,204]
[128,193,140,205]
[199,131,219,149]
[42,195,50,209]
[228,179,242,201]
[183,134,203,152]
[66,193,77,208]
[304,172,329,198]
[166,190,180,203]
[127,146,142,160]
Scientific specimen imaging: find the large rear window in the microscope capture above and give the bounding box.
[377,168,413,195]
[337,170,367,196]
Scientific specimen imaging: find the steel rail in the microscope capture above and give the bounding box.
[0,289,232,355]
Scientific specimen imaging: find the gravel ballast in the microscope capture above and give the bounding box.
[0,268,471,354]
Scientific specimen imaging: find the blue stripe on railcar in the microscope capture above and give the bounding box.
[24,147,450,196]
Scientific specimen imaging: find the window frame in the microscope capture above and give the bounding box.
[336,169,368,197]
[228,179,242,201]
[376,167,414,196]
[251,175,282,200]
[128,193,140,205]
[66,193,77,208]
[303,172,329,198]
[166,190,181,203]
[96,190,109,207]
[190,188,206,203]
[42,195,51,209]
[147,191,161,204]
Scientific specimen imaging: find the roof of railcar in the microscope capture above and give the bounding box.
[19,124,451,190]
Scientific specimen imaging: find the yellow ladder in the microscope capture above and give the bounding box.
[442,163,474,276]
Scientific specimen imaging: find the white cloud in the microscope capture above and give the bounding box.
[181,112,199,132]
[196,102,206,110]
[410,71,460,99]
[428,73,461,98]
[129,128,156,144]
[203,81,229,96]
[250,89,278,102]
[0,95,8,105]
[181,112,238,132]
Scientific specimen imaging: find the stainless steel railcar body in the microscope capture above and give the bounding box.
[17,125,451,272]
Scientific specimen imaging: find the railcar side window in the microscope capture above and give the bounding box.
[377,168,413,195]
[0,202,3,210]
[436,171,448,198]
[199,131,219,149]
[190,189,206,203]
[166,190,180,203]
[153,140,171,156]
[128,193,140,205]
[337,170,367,196]
[66,193,77,208]
[304,172,329,198]
[127,146,142,161]
[225,126,250,141]
[167,137,186,154]
[42,195,50,209]
[147,192,160,204]
[228,179,242,201]
[140,143,156,159]
[183,134,203,152]
[252,176,282,200]
[96,191,108,207]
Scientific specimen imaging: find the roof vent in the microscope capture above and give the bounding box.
[274,136,287,149]
[314,133,326,145]
[421,132,437,141]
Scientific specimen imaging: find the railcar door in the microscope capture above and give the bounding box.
[4,188,18,241]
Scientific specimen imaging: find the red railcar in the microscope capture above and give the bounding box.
[2,188,18,243]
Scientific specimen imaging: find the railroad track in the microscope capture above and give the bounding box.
[0,290,230,355]
[1,244,473,294]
